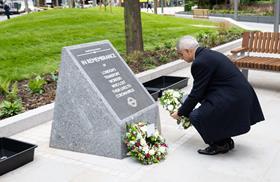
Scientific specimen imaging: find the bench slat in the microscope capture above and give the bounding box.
[258,32,263,52]
[275,33,280,54]
[234,57,280,71]
[269,33,275,53]
[263,58,278,70]
[242,32,250,48]
[252,32,259,52]
[278,35,280,54]
[265,32,271,53]
[261,32,267,52]
[248,32,254,51]
[231,47,247,54]
[275,60,280,71]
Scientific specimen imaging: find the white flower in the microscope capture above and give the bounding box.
[140,125,147,133]
[149,149,155,155]
[159,146,166,153]
[136,133,142,140]
[129,141,135,145]
[167,105,174,112]
[140,138,146,146]
[143,146,149,154]
[173,91,181,98]
[154,130,159,137]
[159,136,164,141]
[168,90,174,94]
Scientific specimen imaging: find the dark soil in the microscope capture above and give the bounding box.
[17,74,57,111]
[123,48,179,73]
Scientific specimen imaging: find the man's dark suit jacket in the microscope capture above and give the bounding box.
[178,47,264,144]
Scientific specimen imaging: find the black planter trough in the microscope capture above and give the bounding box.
[147,89,160,101]
[143,76,189,97]
[0,137,37,176]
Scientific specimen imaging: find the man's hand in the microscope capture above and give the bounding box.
[171,111,180,120]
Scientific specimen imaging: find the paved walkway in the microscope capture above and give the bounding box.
[0,14,24,21]
[1,65,280,182]
[236,21,278,32]
[141,7,279,32]
[174,14,279,32]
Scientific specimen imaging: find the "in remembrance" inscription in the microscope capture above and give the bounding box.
[69,42,153,120]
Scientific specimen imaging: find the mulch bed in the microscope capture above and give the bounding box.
[17,74,57,111]
[124,48,178,73]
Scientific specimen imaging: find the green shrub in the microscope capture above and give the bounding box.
[154,45,161,51]
[209,31,219,47]
[51,72,59,82]
[164,42,173,49]
[159,55,169,63]
[0,79,10,96]
[196,31,211,47]
[143,57,155,65]
[0,80,20,102]
[0,100,23,119]
[144,64,157,70]
[6,82,19,102]
[169,49,178,58]
[184,0,194,11]
[28,75,47,94]
[196,29,243,48]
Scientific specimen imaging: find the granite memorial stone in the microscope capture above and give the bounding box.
[49,40,160,159]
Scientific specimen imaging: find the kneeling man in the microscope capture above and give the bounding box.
[171,36,265,155]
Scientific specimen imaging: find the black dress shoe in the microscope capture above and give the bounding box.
[198,143,230,155]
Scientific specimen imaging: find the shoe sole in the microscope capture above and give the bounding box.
[197,149,230,155]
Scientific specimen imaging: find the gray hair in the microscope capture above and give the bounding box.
[176,35,199,51]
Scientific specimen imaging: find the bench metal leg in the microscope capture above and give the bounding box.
[241,69,248,80]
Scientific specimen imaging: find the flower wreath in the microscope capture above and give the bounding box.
[160,89,191,129]
[124,121,168,165]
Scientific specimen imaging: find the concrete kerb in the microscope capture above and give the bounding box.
[0,103,54,137]
[175,14,256,31]
[0,39,241,137]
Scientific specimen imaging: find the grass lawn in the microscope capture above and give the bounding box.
[0,7,218,81]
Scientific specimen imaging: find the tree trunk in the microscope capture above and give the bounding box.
[124,0,144,54]
[110,0,112,12]
[52,0,58,6]
[68,0,75,8]
[35,0,39,7]
[24,0,29,13]
[154,0,157,14]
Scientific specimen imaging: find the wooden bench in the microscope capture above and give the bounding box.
[230,31,280,79]
[192,9,209,19]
